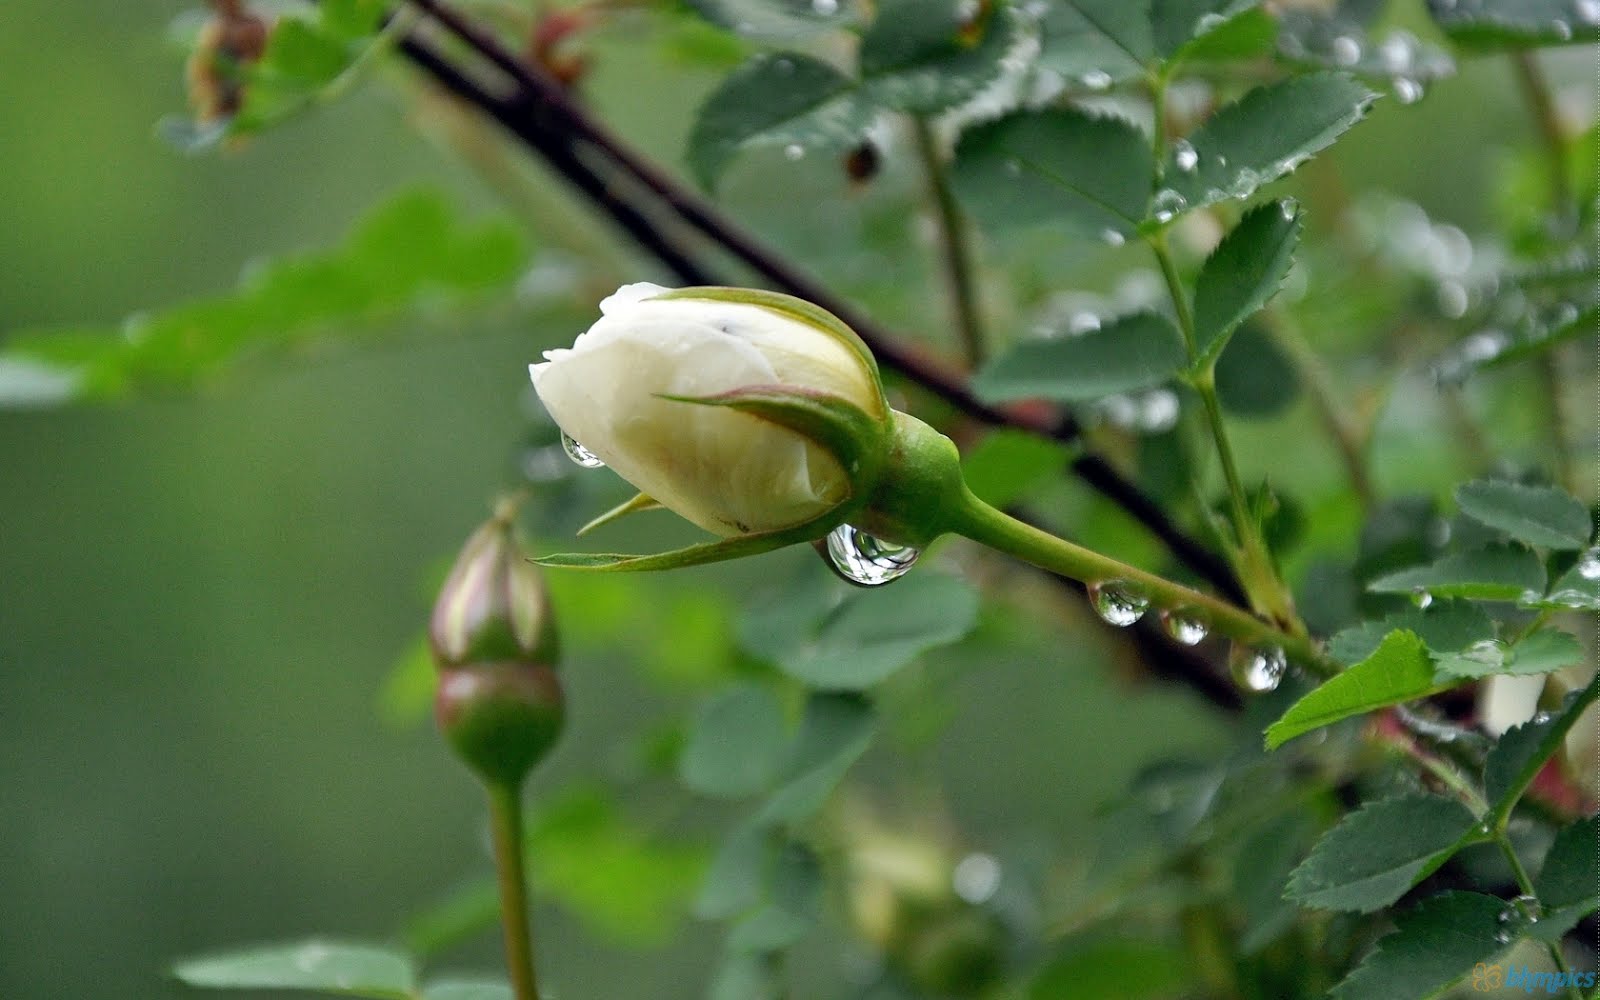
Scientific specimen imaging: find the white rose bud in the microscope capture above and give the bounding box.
[530,283,890,538]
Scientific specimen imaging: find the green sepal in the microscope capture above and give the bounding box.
[533,510,849,573]
[576,492,663,537]
[656,384,888,487]
[651,286,884,395]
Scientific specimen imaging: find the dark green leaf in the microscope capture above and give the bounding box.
[1367,544,1547,602]
[953,108,1155,238]
[1164,72,1377,212]
[1267,630,1446,749]
[1427,0,1600,50]
[172,941,416,997]
[1029,939,1188,1000]
[1328,600,1496,665]
[859,0,1019,113]
[1285,794,1477,912]
[1170,6,1276,63]
[421,980,513,1000]
[1535,814,1598,913]
[683,0,853,40]
[1484,677,1599,826]
[1439,628,1584,680]
[679,683,789,799]
[1213,320,1299,417]
[1037,0,1154,85]
[1236,811,1318,953]
[973,312,1186,404]
[1454,479,1592,550]
[766,574,978,689]
[1328,892,1511,1000]
[757,693,876,822]
[1151,0,1258,56]
[1192,199,1301,364]
[687,52,874,189]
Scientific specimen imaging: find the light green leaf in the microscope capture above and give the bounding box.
[1454,479,1593,550]
[173,941,416,997]
[1029,939,1188,1000]
[1328,600,1495,665]
[764,574,979,690]
[679,684,790,799]
[1192,198,1301,365]
[1286,794,1477,913]
[972,312,1186,404]
[1151,0,1258,56]
[1491,629,1582,677]
[1428,0,1600,50]
[709,952,783,1000]
[1169,5,1276,63]
[375,636,435,730]
[1367,543,1546,602]
[696,822,774,919]
[1328,892,1511,1000]
[859,0,1019,113]
[1164,72,1377,213]
[1267,630,1446,749]
[421,980,513,1000]
[953,108,1155,238]
[687,52,874,189]
[757,692,877,823]
[401,880,500,957]
[726,842,823,952]
[1037,0,1154,84]
[1483,677,1599,827]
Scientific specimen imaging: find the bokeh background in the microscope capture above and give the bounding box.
[0,2,1591,998]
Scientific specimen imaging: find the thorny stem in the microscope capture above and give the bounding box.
[1261,308,1376,509]
[911,115,986,367]
[488,782,542,1000]
[394,0,1247,603]
[1494,833,1583,1000]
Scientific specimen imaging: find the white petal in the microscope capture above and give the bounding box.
[598,282,674,316]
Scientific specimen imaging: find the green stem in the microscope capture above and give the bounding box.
[911,115,986,366]
[947,486,1335,676]
[1510,51,1573,228]
[1261,308,1376,510]
[487,782,542,1000]
[1494,833,1582,1000]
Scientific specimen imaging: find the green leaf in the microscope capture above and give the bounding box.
[972,312,1186,404]
[526,788,708,945]
[1163,72,1377,213]
[1454,479,1593,550]
[1285,794,1477,912]
[1367,543,1546,602]
[1213,320,1299,417]
[1535,814,1598,913]
[952,108,1155,239]
[687,52,874,189]
[1439,628,1583,680]
[757,692,877,822]
[683,0,853,40]
[1427,0,1600,50]
[1037,0,1154,85]
[1192,199,1301,365]
[858,0,1020,113]
[1483,677,1600,826]
[696,823,775,919]
[1328,600,1495,665]
[2,190,526,403]
[1150,0,1258,56]
[726,841,823,952]
[1328,892,1511,1000]
[172,941,416,997]
[758,573,979,690]
[401,880,500,957]
[1235,811,1319,953]
[679,684,790,799]
[1029,939,1189,1000]
[1524,558,1600,611]
[375,636,435,730]
[1169,6,1276,63]
[1267,630,1446,749]
[421,980,513,1000]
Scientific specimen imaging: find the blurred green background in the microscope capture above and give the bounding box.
[0,1,1588,998]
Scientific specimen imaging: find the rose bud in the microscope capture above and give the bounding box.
[435,663,564,790]
[429,499,559,669]
[529,284,894,567]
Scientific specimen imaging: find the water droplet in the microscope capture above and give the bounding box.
[1378,31,1417,73]
[1174,139,1199,173]
[1151,188,1187,223]
[1066,311,1102,335]
[956,0,981,21]
[811,0,839,14]
[1330,35,1362,66]
[1003,158,1023,177]
[1494,928,1512,945]
[1459,639,1505,669]
[1101,228,1126,247]
[774,57,795,75]
[1136,388,1179,433]
[1393,77,1424,104]
[1230,645,1286,693]
[824,524,919,586]
[952,853,1002,904]
[1577,547,1600,580]
[1080,69,1112,91]
[1531,711,1553,725]
[1160,608,1209,646]
[1088,580,1149,627]
[1436,279,1468,318]
[1579,0,1600,25]
[1550,19,1573,40]
[1195,12,1226,32]
[1411,587,1434,609]
[784,143,806,161]
[1513,895,1542,921]
[1280,200,1298,221]
[561,431,605,468]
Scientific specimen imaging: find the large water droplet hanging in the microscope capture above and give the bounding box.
[561,431,605,468]
[1088,580,1149,627]
[824,524,919,586]
[1230,644,1286,693]
[1159,608,1209,646]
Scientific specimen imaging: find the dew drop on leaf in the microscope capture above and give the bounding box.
[1174,139,1198,173]
[561,431,605,468]
[784,143,806,161]
[1087,580,1149,627]
[825,523,919,586]
[1330,35,1362,66]
[1577,547,1600,580]
[1079,70,1111,91]
[1410,587,1433,609]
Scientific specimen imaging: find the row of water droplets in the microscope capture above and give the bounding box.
[1086,581,1287,693]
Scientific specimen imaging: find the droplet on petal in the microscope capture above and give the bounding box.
[561,431,605,468]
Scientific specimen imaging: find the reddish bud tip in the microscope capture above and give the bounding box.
[429,503,559,669]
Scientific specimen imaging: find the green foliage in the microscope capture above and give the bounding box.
[1368,543,1547,601]
[174,941,417,998]
[973,312,1186,404]
[1533,815,1599,932]
[679,683,789,798]
[1327,892,1511,1000]
[1427,0,1600,50]
[1482,677,1599,825]
[1284,793,1477,912]
[1453,479,1593,550]
[1266,630,1443,748]
[1191,199,1302,367]
[1028,938,1189,999]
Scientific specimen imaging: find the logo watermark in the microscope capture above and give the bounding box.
[1471,963,1598,994]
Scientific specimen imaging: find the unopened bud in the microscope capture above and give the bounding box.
[435,663,565,789]
[429,501,558,669]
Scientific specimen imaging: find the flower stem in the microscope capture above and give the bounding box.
[487,782,542,1000]
[1494,832,1582,1000]
[911,115,986,366]
[946,486,1335,676]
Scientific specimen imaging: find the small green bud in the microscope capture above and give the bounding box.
[430,501,559,669]
[435,663,565,789]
